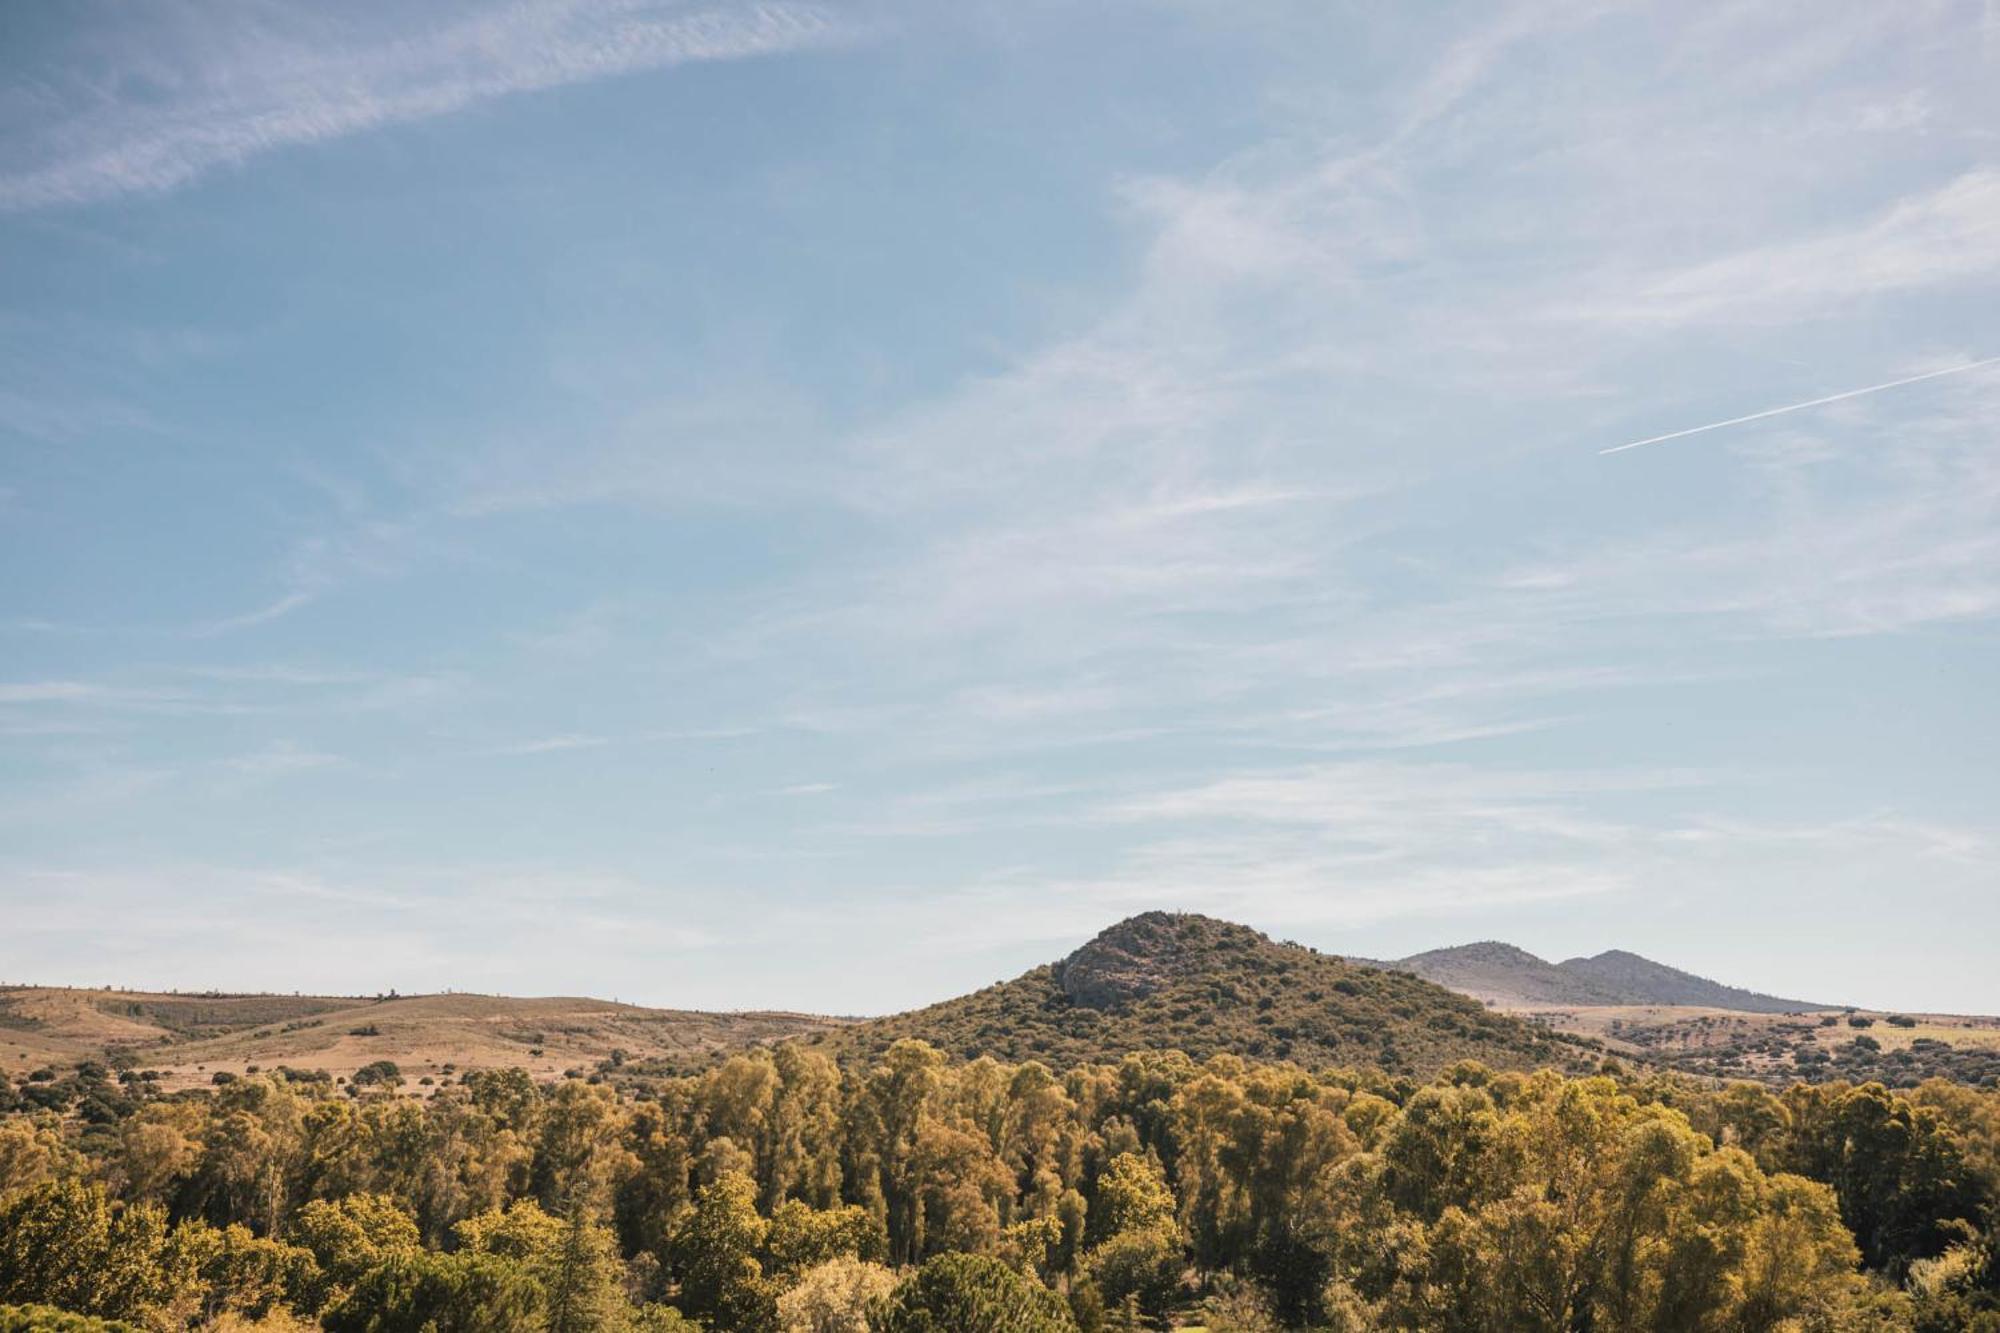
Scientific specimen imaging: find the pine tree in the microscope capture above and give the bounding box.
[545,1186,618,1333]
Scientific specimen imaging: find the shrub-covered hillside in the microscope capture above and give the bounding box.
[804,913,1589,1077]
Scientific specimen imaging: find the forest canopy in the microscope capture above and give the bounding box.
[3,1041,1998,1330]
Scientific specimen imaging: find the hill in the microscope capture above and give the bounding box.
[801,912,1590,1077]
[0,985,843,1091]
[1380,942,1829,1013]
[1554,949,1827,1013]
[1386,941,1628,1008]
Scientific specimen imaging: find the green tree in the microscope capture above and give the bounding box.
[764,1200,883,1275]
[875,1253,1077,1333]
[546,1191,624,1333]
[456,1196,625,1331]
[1082,1153,1180,1322]
[0,1180,166,1323]
[667,1171,776,1332]
[322,1250,542,1332]
[291,1193,420,1293]
[351,1062,404,1093]
[1089,1155,1174,1242]
[1783,1083,1984,1273]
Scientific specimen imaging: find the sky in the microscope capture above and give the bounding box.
[2,1,1997,1016]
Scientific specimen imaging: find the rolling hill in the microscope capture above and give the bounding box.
[800,912,1591,1077]
[0,984,844,1090]
[1378,941,1830,1013]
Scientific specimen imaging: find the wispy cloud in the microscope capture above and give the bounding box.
[0,862,718,994]
[0,680,137,704]
[487,733,611,756]
[0,0,852,212]
[1568,170,2000,328]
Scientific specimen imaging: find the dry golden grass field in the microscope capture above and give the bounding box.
[0,984,845,1091]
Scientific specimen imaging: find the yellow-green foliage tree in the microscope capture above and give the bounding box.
[773,1255,897,1333]
[668,1171,777,1332]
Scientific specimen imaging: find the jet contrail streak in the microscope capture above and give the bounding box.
[1600,354,2000,455]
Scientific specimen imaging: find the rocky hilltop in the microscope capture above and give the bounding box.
[1053,911,1269,1009]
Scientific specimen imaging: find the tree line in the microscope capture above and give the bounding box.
[2,1042,1997,1330]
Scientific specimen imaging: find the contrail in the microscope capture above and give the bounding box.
[1600,355,2000,455]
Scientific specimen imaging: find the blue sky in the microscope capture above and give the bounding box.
[2,1,1997,1014]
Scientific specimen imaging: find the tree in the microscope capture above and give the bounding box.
[321,1251,542,1332]
[773,1256,896,1333]
[0,1121,80,1197]
[1089,1155,1174,1243]
[158,1219,321,1325]
[545,1192,623,1333]
[1082,1154,1180,1322]
[1783,1083,1984,1272]
[291,1193,420,1293]
[0,1180,167,1323]
[874,1253,1077,1333]
[351,1062,404,1093]
[455,1195,625,1331]
[668,1172,776,1332]
[765,1200,883,1275]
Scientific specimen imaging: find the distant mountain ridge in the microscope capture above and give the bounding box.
[1379,940,1830,1013]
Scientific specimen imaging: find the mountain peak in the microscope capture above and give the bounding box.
[1055,912,1271,1010]
[1390,940,1628,1007]
[1555,950,1824,1012]
[1404,940,1551,968]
